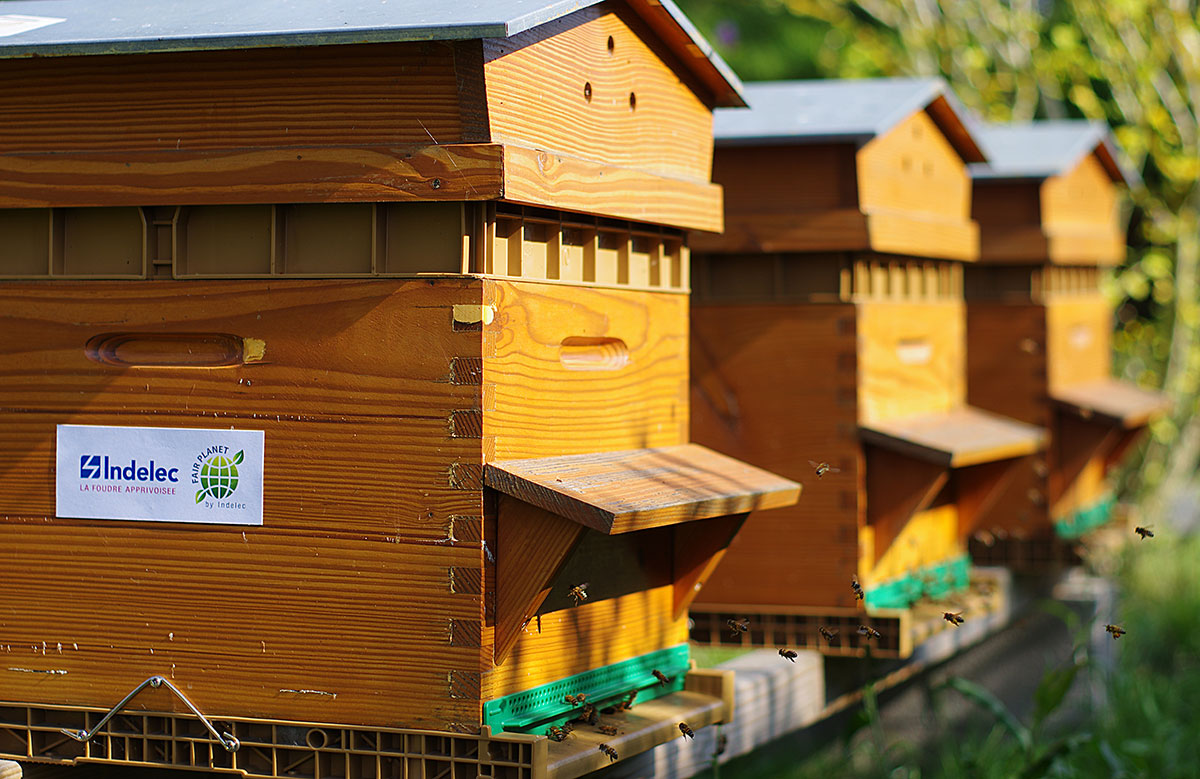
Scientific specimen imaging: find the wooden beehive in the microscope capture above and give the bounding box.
[688,79,1044,658]
[0,4,801,778]
[964,121,1167,560]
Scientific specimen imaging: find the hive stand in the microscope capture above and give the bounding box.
[964,121,1169,568]
[0,3,802,778]
[688,79,1044,659]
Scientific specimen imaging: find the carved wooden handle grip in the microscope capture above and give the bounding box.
[85,333,253,368]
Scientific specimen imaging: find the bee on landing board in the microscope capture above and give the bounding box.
[547,725,571,742]
[598,724,621,736]
[679,722,695,739]
[575,704,599,726]
[568,582,589,606]
[819,626,839,643]
[1105,624,1126,639]
[851,576,865,602]
[778,648,798,662]
[727,617,750,639]
[615,690,637,711]
[809,460,841,478]
[652,669,672,687]
[1134,526,1154,540]
[857,624,881,641]
[598,744,618,762]
[564,693,587,706]
[943,611,965,627]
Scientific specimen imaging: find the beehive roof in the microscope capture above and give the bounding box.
[0,0,744,105]
[969,120,1137,185]
[713,77,986,161]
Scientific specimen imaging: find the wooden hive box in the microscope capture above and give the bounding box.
[688,79,1044,658]
[964,121,1168,564]
[0,3,802,778]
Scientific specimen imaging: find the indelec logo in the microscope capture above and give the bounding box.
[79,455,180,483]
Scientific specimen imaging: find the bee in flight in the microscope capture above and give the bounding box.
[678,722,695,739]
[568,582,589,606]
[727,617,750,638]
[1105,624,1126,639]
[598,724,620,736]
[564,693,587,706]
[1134,526,1154,540]
[819,626,839,642]
[857,624,881,641]
[943,611,965,627]
[809,460,841,478]
[652,669,672,686]
[779,648,798,662]
[851,576,865,602]
[598,743,618,762]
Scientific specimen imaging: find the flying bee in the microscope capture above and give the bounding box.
[598,743,618,762]
[857,624,881,641]
[851,576,865,602]
[809,460,841,478]
[547,725,570,742]
[568,582,589,606]
[727,617,750,638]
[778,648,798,662]
[1134,526,1154,540]
[679,722,695,739]
[819,626,839,642]
[652,669,672,687]
[1105,624,1126,639]
[598,724,620,736]
[564,693,587,706]
[943,611,965,627]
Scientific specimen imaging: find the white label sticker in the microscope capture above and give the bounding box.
[0,15,66,38]
[56,425,264,525]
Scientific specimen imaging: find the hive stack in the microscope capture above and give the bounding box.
[688,79,1043,658]
[965,121,1167,566]
[0,3,800,778]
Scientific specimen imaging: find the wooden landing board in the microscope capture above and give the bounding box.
[484,444,801,534]
[860,406,1045,468]
[1051,378,1170,429]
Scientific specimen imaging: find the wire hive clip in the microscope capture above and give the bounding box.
[59,675,240,752]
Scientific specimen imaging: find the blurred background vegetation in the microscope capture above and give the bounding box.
[678,0,1200,525]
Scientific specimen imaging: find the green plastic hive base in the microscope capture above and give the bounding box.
[482,643,691,734]
[1054,494,1115,538]
[864,554,971,610]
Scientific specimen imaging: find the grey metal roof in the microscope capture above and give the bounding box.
[0,0,743,104]
[969,120,1137,186]
[715,77,963,144]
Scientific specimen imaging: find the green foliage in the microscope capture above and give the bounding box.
[678,0,1200,503]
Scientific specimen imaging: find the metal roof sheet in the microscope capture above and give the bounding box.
[968,120,1137,186]
[0,0,743,104]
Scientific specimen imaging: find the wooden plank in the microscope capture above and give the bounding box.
[483,585,688,699]
[483,5,716,186]
[1051,378,1170,429]
[0,144,504,208]
[672,513,747,619]
[691,209,871,254]
[485,445,799,534]
[1041,153,1123,265]
[866,211,979,262]
[1045,296,1112,390]
[864,502,962,587]
[861,407,1045,468]
[863,445,949,570]
[965,302,1048,426]
[1049,412,1119,515]
[0,42,466,154]
[0,526,483,729]
[493,496,586,665]
[956,458,1029,539]
[483,280,690,460]
[501,144,723,233]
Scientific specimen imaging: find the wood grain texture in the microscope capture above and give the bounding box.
[501,144,723,233]
[1041,153,1123,265]
[0,525,482,729]
[484,4,715,185]
[857,109,973,222]
[863,445,949,570]
[1045,296,1112,390]
[860,407,1045,468]
[689,303,863,610]
[0,144,504,209]
[483,585,688,699]
[1051,378,1170,429]
[857,301,964,424]
[0,43,465,154]
[493,496,586,665]
[483,280,689,459]
[865,211,979,262]
[485,445,799,534]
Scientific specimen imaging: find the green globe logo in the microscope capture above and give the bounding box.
[195,450,243,503]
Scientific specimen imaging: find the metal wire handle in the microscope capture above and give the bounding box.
[60,675,240,752]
